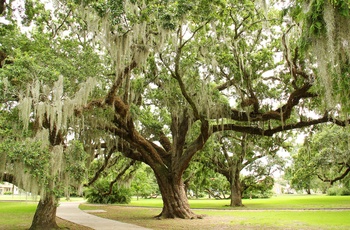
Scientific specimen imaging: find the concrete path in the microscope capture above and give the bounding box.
[57,201,151,230]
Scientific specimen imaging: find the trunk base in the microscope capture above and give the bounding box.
[29,195,59,230]
[154,211,204,219]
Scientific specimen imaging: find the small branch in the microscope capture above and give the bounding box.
[52,9,72,38]
[85,146,116,187]
[103,160,136,195]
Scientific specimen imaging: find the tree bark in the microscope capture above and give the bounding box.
[0,0,5,15]
[29,194,59,230]
[230,170,243,207]
[153,170,199,219]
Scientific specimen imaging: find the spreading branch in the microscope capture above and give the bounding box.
[318,165,350,185]
[212,113,350,137]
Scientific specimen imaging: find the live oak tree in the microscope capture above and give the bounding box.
[0,1,107,229]
[2,0,350,223]
[288,125,350,193]
[201,132,286,206]
[55,0,350,219]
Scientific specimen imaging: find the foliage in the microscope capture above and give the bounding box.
[2,0,350,220]
[242,175,274,199]
[206,174,230,199]
[284,0,350,113]
[84,179,131,204]
[130,164,159,199]
[327,184,350,196]
[287,125,350,194]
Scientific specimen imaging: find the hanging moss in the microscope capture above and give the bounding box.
[289,0,350,112]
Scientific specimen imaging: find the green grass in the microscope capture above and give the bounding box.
[2,195,350,229]
[0,196,86,230]
[128,194,350,210]
[0,201,37,229]
[79,195,350,229]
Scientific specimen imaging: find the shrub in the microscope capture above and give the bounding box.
[3,191,12,195]
[339,187,350,196]
[85,180,131,204]
[327,187,337,196]
[327,187,350,196]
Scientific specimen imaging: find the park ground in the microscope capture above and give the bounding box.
[1,194,350,229]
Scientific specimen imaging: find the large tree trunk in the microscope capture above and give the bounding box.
[29,194,59,230]
[154,171,199,219]
[230,171,243,207]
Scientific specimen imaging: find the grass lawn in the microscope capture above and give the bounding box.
[80,195,350,230]
[0,196,89,230]
[127,194,350,210]
[1,194,350,229]
[0,201,37,230]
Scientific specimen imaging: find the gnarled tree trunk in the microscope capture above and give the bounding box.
[154,169,198,219]
[29,194,59,230]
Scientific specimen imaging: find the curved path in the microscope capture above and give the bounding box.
[57,201,151,230]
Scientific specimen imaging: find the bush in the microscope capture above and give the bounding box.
[3,191,12,195]
[327,187,350,196]
[339,187,350,196]
[327,187,337,196]
[85,180,131,204]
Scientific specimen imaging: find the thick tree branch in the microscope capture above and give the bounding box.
[180,120,210,172]
[212,113,350,136]
[158,131,172,152]
[105,60,138,105]
[171,111,190,160]
[227,82,316,122]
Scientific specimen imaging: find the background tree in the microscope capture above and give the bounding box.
[183,160,221,199]
[130,164,159,200]
[284,136,320,194]
[201,132,286,206]
[286,125,350,194]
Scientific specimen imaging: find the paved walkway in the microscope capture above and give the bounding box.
[57,201,151,230]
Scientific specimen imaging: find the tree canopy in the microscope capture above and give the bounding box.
[1,0,350,226]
